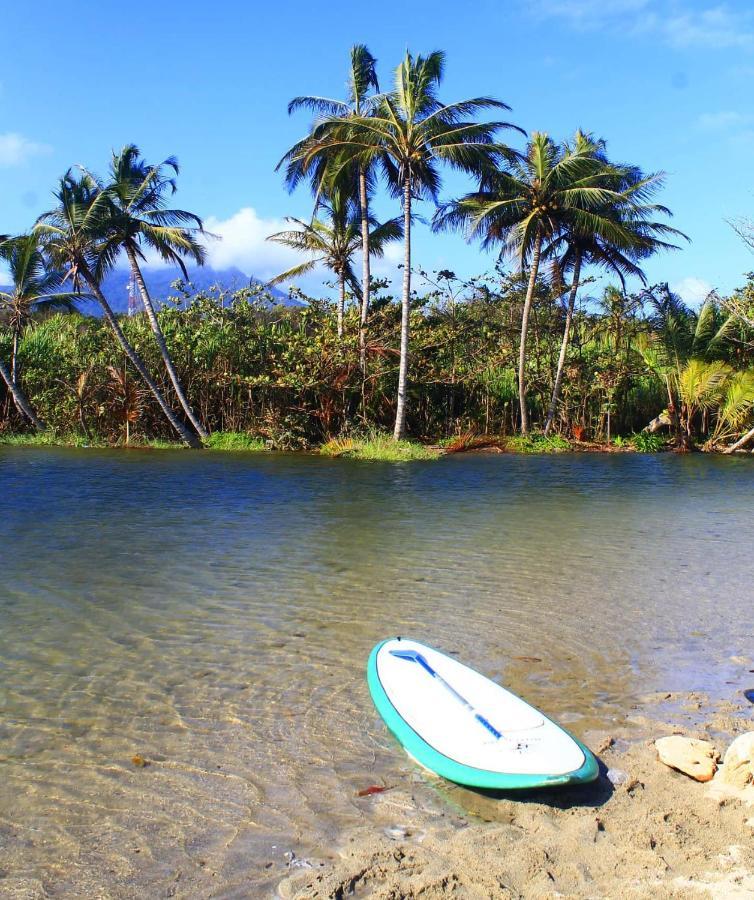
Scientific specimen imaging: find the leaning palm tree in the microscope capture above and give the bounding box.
[307,50,521,439]
[0,356,43,430]
[267,186,401,337]
[0,233,80,386]
[543,138,686,434]
[98,144,208,439]
[279,45,380,368]
[435,132,626,433]
[34,170,202,448]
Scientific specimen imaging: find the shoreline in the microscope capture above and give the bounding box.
[278,686,754,899]
[2,430,752,461]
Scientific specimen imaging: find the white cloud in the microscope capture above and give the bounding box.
[371,239,404,280]
[697,110,752,130]
[134,205,406,294]
[534,1,754,49]
[0,132,52,167]
[662,6,754,48]
[202,206,322,284]
[672,276,713,307]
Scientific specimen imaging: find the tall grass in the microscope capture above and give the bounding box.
[320,430,441,461]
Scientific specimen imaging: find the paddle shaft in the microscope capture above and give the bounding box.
[392,649,503,740]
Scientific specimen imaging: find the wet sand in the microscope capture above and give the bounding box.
[279,689,754,900]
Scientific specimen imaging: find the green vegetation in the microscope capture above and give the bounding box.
[2,44,754,457]
[320,430,439,461]
[631,432,667,453]
[204,431,268,452]
[505,434,572,454]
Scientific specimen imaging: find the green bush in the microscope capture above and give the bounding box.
[631,432,666,453]
[505,433,572,454]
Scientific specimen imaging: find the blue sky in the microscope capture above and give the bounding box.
[2,0,754,304]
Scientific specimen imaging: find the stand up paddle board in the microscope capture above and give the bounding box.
[367,637,598,789]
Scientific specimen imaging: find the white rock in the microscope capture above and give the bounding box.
[719,732,754,790]
[655,735,719,782]
[606,768,628,786]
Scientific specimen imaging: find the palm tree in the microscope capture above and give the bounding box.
[640,287,739,446]
[34,170,202,448]
[543,138,686,434]
[0,233,80,386]
[100,144,208,439]
[435,132,630,433]
[266,186,401,336]
[309,50,520,439]
[279,45,380,368]
[0,356,43,430]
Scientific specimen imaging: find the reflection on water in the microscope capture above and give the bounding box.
[0,447,751,895]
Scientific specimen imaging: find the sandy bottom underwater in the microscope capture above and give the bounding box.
[278,691,754,900]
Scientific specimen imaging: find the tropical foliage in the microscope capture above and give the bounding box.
[2,45,754,454]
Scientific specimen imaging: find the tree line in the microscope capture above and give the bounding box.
[1,46,754,451]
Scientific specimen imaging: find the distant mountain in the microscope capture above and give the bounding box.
[80,265,297,315]
[1,266,298,317]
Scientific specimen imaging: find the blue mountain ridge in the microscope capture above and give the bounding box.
[1,266,298,316]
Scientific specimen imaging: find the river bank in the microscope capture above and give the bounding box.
[3,428,749,461]
[279,687,754,900]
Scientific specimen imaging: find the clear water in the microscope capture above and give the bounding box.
[0,448,752,896]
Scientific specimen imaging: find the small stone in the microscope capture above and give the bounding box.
[131,755,149,768]
[718,732,754,790]
[606,768,628,786]
[655,736,719,782]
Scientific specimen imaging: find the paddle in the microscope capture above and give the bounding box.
[390,648,503,739]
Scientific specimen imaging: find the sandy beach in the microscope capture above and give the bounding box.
[279,689,754,899]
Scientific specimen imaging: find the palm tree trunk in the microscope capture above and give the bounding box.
[337,272,345,338]
[0,356,45,430]
[545,249,582,436]
[358,168,370,371]
[125,246,207,439]
[518,231,542,434]
[82,268,202,449]
[393,176,412,441]
[11,326,19,385]
[724,424,754,454]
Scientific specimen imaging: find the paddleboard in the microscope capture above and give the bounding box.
[367,637,599,789]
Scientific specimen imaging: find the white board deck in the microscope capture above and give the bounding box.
[374,638,586,778]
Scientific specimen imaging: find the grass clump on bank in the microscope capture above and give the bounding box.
[631,432,667,453]
[0,430,97,448]
[505,434,572,454]
[320,431,441,461]
[204,431,268,451]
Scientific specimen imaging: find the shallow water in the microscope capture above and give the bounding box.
[0,447,752,896]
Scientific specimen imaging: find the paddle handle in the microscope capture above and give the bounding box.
[474,713,502,740]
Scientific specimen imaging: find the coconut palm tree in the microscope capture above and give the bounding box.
[434,132,630,433]
[34,170,202,448]
[267,186,401,337]
[0,233,80,386]
[543,138,686,434]
[307,50,520,439]
[279,45,380,368]
[98,145,208,439]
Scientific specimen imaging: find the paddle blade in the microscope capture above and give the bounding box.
[390,649,423,662]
